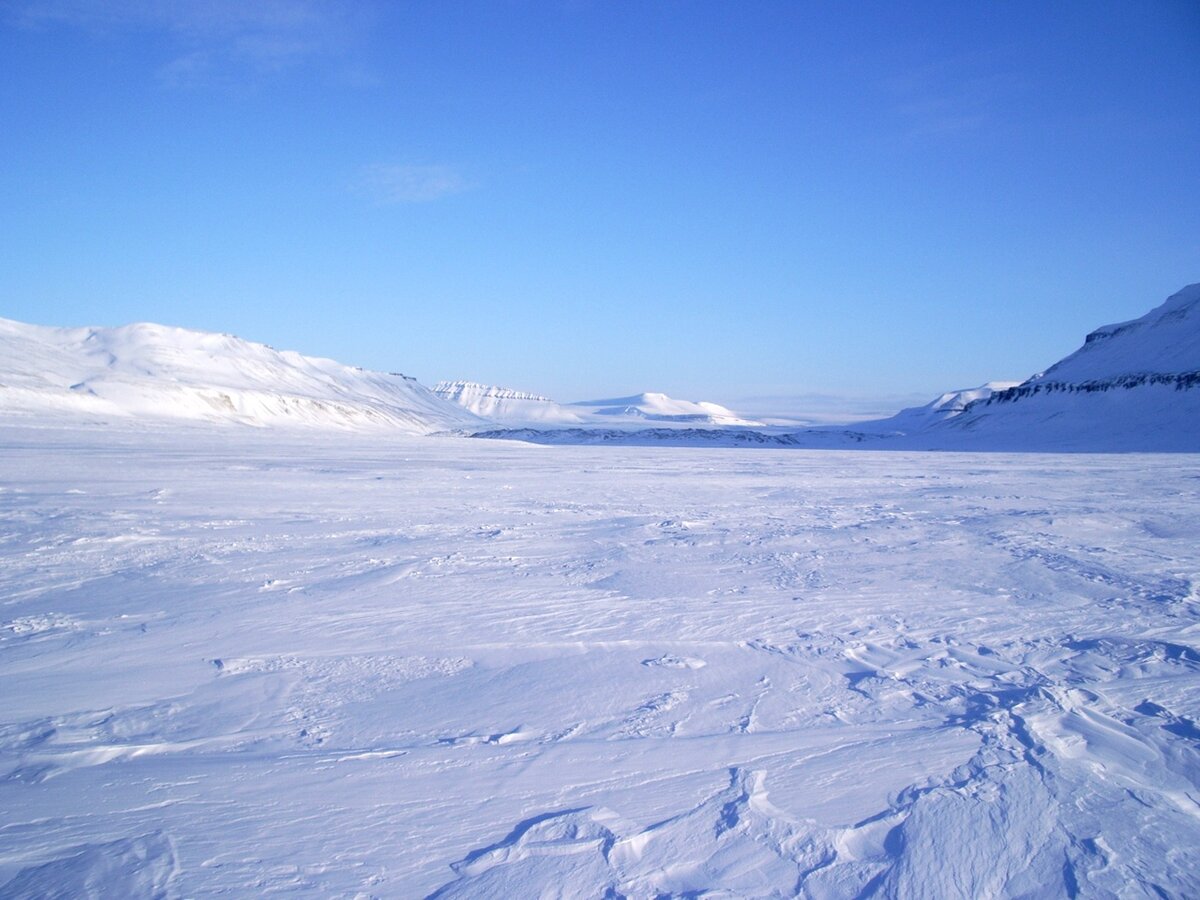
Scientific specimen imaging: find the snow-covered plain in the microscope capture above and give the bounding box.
[2,422,1199,897]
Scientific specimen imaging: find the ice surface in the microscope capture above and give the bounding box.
[2,422,1198,896]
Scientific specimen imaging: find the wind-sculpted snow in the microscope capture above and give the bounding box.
[1,423,1198,896]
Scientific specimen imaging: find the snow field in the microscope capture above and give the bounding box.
[1,424,1198,896]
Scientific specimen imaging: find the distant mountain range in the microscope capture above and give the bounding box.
[433,382,763,428]
[3,282,1197,449]
[468,283,1200,451]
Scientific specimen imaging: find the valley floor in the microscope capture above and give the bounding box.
[1,424,1198,897]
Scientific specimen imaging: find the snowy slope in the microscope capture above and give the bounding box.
[930,283,1200,450]
[1032,281,1200,384]
[433,381,586,424]
[0,317,483,433]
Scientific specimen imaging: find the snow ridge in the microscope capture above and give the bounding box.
[1033,281,1200,384]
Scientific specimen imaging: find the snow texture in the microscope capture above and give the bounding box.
[1,422,1198,897]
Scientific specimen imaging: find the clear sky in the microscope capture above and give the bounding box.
[2,1,1198,414]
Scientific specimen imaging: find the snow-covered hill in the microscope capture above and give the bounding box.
[0,318,483,433]
[1032,282,1200,384]
[6,281,1197,449]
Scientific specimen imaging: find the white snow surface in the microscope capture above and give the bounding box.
[0,317,483,433]
[2,421,1199,897]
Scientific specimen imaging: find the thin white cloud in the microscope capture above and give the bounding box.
[16,0,330,37]
[12,0,370,85]
[880,50,1027,141]
[356,164,473,205]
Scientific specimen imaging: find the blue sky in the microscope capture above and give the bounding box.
[2,1,1198,413]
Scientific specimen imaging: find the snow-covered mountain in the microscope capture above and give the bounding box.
[570,392,763,427]
[1032,282,1200,384]
[433,381,585,424]
[0,318,483,433]
[435,382,765,428]
[6,281,1196,449]
[926,283,1200,450]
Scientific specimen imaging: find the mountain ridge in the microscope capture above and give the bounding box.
[4,281,1197,449]
[0,317,483,433]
